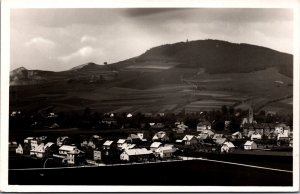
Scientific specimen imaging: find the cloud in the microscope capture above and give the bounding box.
[58,46,102,63]
[81,35,97,43]
[25,37,56,52]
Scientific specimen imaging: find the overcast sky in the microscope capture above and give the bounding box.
[10,8,293,71]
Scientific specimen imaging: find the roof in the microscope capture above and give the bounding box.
[103,140,113,146]
[177,123,188,129]
[232,131,241,136]
[251,133,262,138]
[197,134,209,140]
[223,141,235,148]
[25,137,34,140]
[155,146,177,153]
[182,135,196,141]
[124,148,153,156]
[215,138,226,145]
[117,139,126,144]
[128,134,140,139]
[153,131,167,139]
[244,141,255,146]
[150,142,162,148]
[59,145,77,151]
[44,142,54,149]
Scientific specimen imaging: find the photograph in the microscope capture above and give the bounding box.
[1,0,299,192]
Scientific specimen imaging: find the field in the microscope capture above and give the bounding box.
[9,159,292,186]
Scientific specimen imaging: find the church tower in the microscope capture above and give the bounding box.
[248,104,254,123]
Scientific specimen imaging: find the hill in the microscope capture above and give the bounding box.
[9,39,293,114]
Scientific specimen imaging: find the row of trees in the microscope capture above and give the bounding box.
[9,106,293,132]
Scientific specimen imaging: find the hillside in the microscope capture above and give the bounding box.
[137,39,292,77]
[9,39,293,114]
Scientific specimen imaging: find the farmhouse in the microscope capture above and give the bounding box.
[244,141,257,150]
[120,148,153,162]
[182,135,198,145]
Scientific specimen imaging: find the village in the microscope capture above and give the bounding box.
[9,105,293,168]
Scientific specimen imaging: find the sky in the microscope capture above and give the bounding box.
[10,8,293,71]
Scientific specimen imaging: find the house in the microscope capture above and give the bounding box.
[182,135,198,145]
[173,123,188,134]
[197,121,211,132]
[277,129,289,140]
[66,148,85,165]
[152,131,169,142]
[24,137,34,144]
[16,144,30,155]
[254,123,264,135]
[197,133,209,141]
[126,134,141,144]
[274,123,289,134]
[120,148,153,162]
[93,148,101,162]
[120,143,136,150]
[244,141,257,150]
[57,136,69,146]
[150,142,163,151]
[212,134,224,141]
[59,145,78,156]
[251,133,262,141]
[34,143,46,158]
[117,139,127,149]
[201,129,215,137]
[175,139,184,144]
[231,131,242,139]
[103,140,114,150]
[221,141,235,153]
[155,146,177,159]
[215,138,227,145]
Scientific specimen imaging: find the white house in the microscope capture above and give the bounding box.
[16,144,24,154]
[93,149,101,161]
[155,146,177,159]
[120,148,153,161]
[150,142,163,151]
[182,135,198,145]
[59,145,78,156]
[244,141,257,150]
[221,142,235,153]
[277,130,289,140]
[251,133,262,141]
